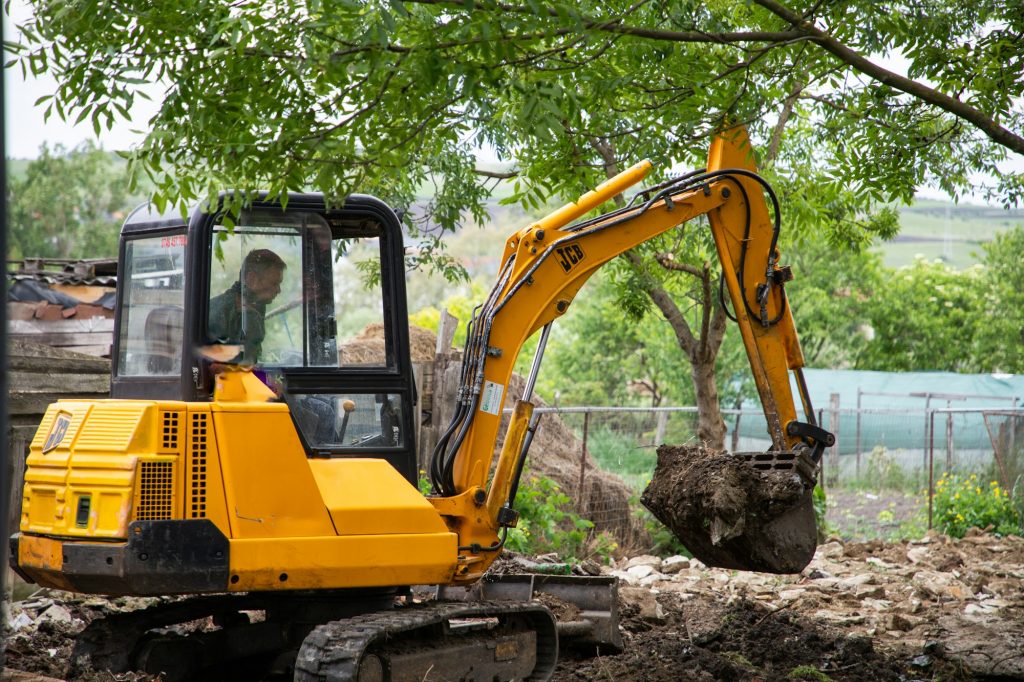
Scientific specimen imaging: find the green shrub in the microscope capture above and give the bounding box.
[506,471,615,562]
[933,472,1021,537]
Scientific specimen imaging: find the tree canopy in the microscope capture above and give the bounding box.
[10,0,1023,225]
[10,0,1023,448]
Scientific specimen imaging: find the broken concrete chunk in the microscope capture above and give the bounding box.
[661,555,690,574]
[626,555,663,571]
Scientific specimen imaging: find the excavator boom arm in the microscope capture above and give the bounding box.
[429,127,831,564]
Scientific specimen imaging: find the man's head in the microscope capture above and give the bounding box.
[241,249,286,304]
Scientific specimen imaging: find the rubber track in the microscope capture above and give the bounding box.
[294,600,558,682]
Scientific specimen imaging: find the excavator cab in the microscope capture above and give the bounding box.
[112,193,418,480]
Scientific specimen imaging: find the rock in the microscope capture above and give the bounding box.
[887,613,915,631]
[866,556,897,570]
[906,547,930,564]
[855,584,886,600]
[619,586,666,624]
[39,604,73,624]
[813,610,866,625]
[626,564,655,581]
[838,574,876,589]
[911,654,932,669]
[912,570,968,600]
[661,555,690,574]
[608,569,636,585]
[626,555,663,571]
[861,598,893,612]
[817,541,844,559]
[639,573,664,587]
[778,588,805,601]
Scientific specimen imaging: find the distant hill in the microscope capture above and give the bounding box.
[887,199,1024,268]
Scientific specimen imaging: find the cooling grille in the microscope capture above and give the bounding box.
[136,461,174,520]
[188,412,209,519]
[161,411,180,450]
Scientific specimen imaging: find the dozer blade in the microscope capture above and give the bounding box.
[641,445,819,574]
[436,573,623,652]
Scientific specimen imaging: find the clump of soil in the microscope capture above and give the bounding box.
[641,445,816,573]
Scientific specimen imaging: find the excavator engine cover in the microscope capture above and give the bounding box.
[641,445,819,574]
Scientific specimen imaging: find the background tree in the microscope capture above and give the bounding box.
[974,228,1024,374]
[8,142,136,259]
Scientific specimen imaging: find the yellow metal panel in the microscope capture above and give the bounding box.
[96,491,130,535]
[213,407,336,539]
[72,402,152,453]
[228,533,458,591]
[28,402,94,468]
[24,488,57,532]
[308,459,448,536]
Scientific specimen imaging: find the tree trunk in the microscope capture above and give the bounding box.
[691,356,727,450]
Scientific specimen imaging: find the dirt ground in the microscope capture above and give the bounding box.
[5,529,1023,681]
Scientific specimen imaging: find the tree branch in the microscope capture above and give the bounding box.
[751,0,1024,155]
[623,250,698,356]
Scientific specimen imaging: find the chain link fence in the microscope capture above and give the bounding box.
[529,405,1024,535]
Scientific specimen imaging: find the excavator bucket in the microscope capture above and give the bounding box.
[641,445,820,574]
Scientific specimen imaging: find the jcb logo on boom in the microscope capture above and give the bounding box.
[556,244,585,273]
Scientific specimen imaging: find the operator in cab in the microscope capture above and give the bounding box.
[208,248,287,365]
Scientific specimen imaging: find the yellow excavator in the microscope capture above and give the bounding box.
[10,126,832,681]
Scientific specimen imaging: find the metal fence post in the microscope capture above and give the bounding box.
[928,410,936,530]
[654,410,668,447]
[578,411,590,509]
[829,393,841,487]
[855,388,862,479]
[946,402,954,469]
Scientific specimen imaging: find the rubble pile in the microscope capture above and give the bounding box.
[4,530,1023,681]
[579,528,1024,680]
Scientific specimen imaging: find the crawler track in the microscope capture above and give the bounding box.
[295,601,558,681]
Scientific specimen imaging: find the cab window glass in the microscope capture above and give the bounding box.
[287,392,404,449]
[207,210,388,368]
[117,235,186,377]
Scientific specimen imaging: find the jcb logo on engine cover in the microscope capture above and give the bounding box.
[556,244,585,273]
[42,412,72,454]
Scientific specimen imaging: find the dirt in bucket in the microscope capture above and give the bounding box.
[640,444,817,573]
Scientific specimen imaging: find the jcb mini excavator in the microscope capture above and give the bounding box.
[10,126,832,681]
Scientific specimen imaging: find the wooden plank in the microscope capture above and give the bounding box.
[9,318,114,333]
[7,354,110,374]
[56,344,111,357]
[8,332,112,348]
[8,371,110,394]
[436,309,458,354]
[8,392,108,417]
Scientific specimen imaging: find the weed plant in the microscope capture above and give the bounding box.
[933,472,1021,537]
[505,470,616,562]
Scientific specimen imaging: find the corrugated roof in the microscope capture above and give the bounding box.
[7,258,118,286]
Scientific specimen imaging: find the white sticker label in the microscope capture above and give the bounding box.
[479,380,504,416]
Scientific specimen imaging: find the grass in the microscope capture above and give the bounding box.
[585,426,657,491]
